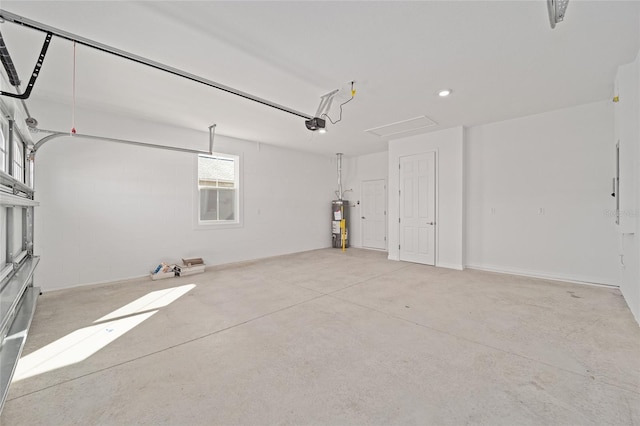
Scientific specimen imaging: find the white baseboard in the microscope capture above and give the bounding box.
[465,263,618,288]
[436,262,464,271]
[385,256,463,270]
[39,273,150,293]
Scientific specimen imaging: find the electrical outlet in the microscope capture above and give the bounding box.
[538,207,545,215]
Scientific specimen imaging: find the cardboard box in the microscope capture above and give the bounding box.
[150,270,176,280]
[175,263,205,277]
[182,257,204,266]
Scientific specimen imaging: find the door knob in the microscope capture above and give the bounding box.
[427,222,435,225]
[362,216,366,219]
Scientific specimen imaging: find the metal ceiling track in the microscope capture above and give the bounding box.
[0,9,313,120]
[31,124,216,158]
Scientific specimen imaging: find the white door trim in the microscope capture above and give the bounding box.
[361,178,387,250]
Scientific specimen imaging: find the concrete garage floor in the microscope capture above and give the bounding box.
[2,248,639,425]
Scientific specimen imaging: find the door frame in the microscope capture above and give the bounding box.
[361,178,387,251]
[398,150,438,265]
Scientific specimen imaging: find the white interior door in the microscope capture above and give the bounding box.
[361,179,387,250]
[399,152,436,265]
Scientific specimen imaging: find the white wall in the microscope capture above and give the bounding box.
[32,100,335,291]
[616,52,640,325]
[342,151,388,249]
[465,101,619,286]
[388,127,465,269]
[620,234,639,324]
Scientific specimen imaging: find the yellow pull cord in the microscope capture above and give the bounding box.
[341,205,346,252]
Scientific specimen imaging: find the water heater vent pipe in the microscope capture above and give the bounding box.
[336,153,343,200]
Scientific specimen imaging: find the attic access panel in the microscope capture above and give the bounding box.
[365,115,438,138]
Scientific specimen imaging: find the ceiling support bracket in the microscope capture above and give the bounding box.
[0,30,52,100]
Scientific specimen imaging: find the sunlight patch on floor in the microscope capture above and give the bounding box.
[94,284,196,323]
[12,284,196,382]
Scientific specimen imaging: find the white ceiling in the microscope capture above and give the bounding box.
[1,1,639,156]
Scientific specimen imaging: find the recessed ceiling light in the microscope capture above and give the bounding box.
[438,89,452,97]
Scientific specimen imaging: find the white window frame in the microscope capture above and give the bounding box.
[194,152,242,229]
[12,138,24,182]
[0,119,7,173]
